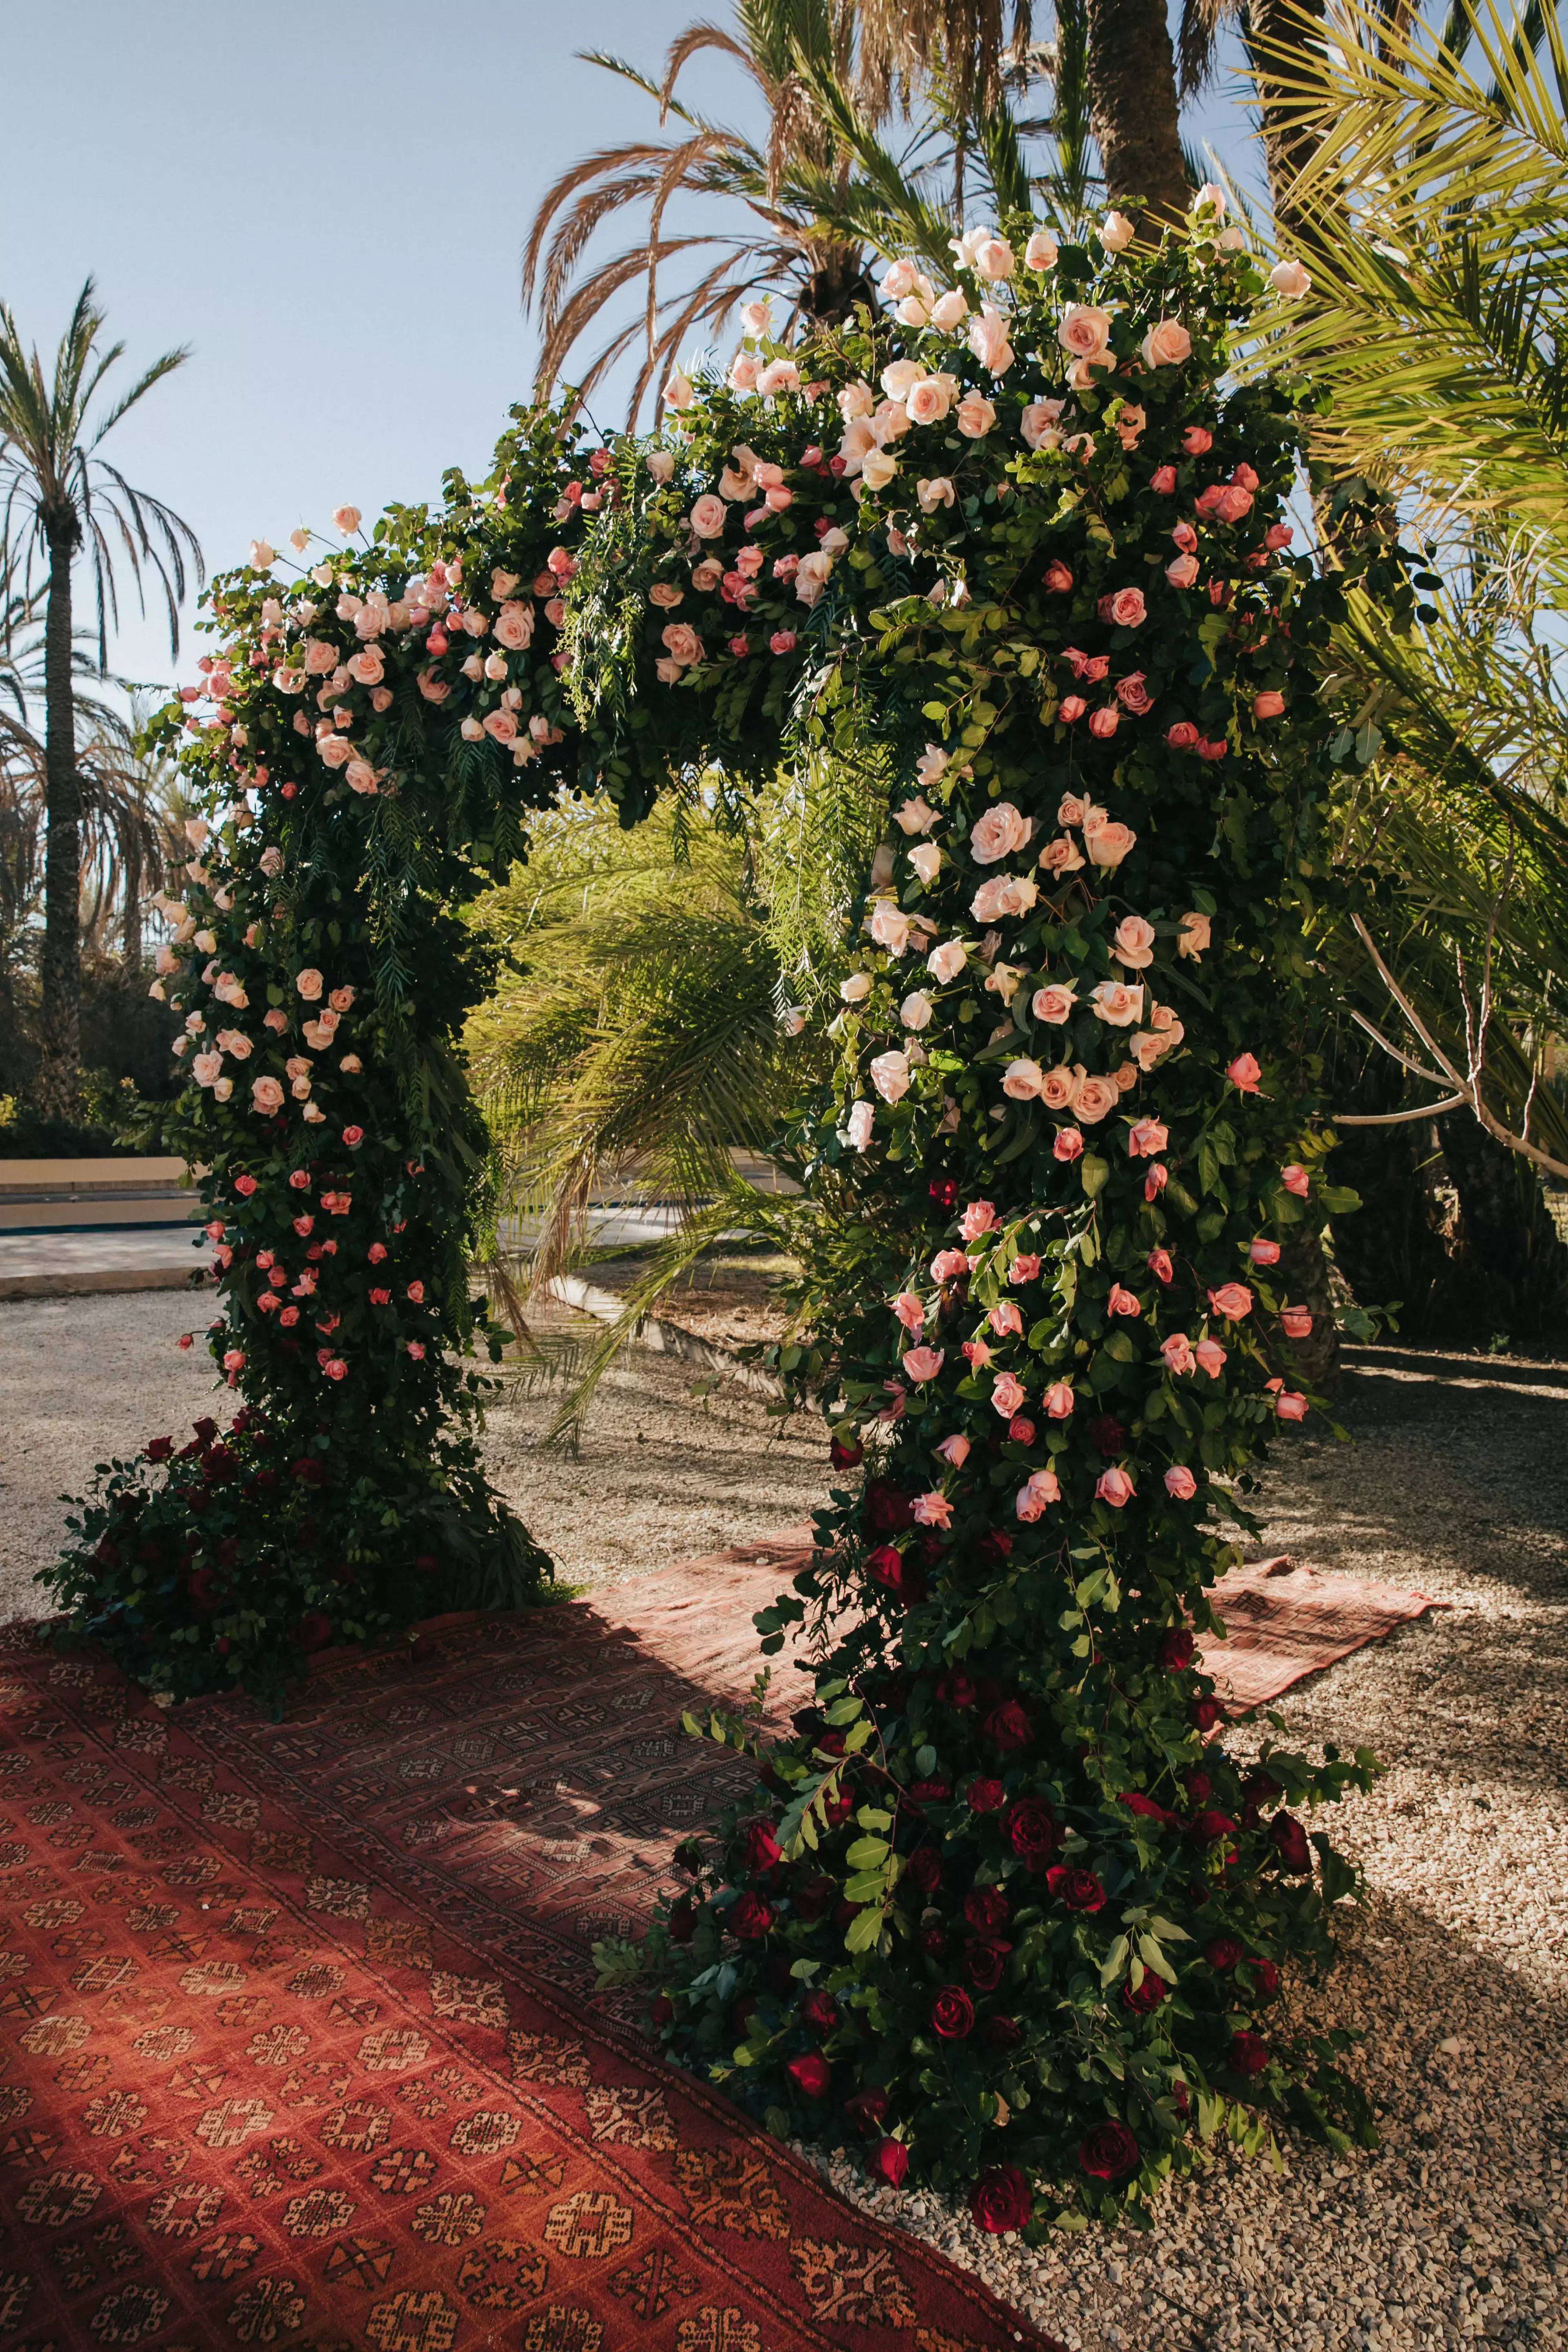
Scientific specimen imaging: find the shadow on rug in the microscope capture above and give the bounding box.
[0,1586,1054,2352]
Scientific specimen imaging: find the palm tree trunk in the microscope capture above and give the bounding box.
[122,817,143,970]
[1242,0,1331,250]
[37,515,82,1120]
[1084,0,1189,222]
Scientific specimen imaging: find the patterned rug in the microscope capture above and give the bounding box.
[0,1605,1055,2352]
[1198,1554,1445,1714]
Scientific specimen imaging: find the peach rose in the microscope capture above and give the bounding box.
[1164,1466,1198,1500]
[973,237,1015,281]
[1208,1283,1254,1321]
[906,376,955,426]
[927,939,967,983]
[1099,586,1147,628]
[903,1346,945,1383]
[345,758,379,795]
[1091,980,1143,1026]
[1096,1466,1134,1508]
[1254,690,1286,718]
[1089,706,1120,739]
[689,494,727,538]
[1020,399,1067,450]
[494,601,536,649]
[1194,1337,1227,1377]
[1002,1058,1045,1100]
[1040,1065,1080,1110]
[482,710,518,743]
[416,670,450,703]
[1058,303,1112,361]
[662,622,704,668]
[908,842,941,886]
[1053,1125,1084,1161]
[917,476,956,512]
[991,1372,1027,1417]
[1038,835,1085,876]
[969,801,1031,865]
[1016,1468,1060,1522]
[901,991,933,1030]
[295,968,324,1001]
[1032,982,1077,1024]
[861,447,899,492]
[956,392,997,438]
[1161,1333,1196,1376]
[869,901,911,955]
[252,1076,285,1114]
[317,733,352,769]
[1140,318,1192,368]
[1075,1075,1119,1123]
[302,638,339,675]
[1025,228,1059,270]
[967,305,1014,374]
[895,793,941,835]
[1085,821,1136,869]
[1112,915,1156,969]
[346,646,384,687]
[1270,259,1312,298]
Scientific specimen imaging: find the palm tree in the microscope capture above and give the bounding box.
[523,0,1092,421]
[0,280,202,1117]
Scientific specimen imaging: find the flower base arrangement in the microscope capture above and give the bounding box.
[47,194,1389,2216]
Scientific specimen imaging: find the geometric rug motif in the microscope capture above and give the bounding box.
[0,1600,1057,2352]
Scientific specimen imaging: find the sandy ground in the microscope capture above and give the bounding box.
[0,1288,827,1621]
[3,1295,1566,2347]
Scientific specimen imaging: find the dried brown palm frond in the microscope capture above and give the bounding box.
[856,0,1033,118]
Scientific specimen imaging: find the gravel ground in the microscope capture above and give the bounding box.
[0,1288,826,1620]
[3,1298,1565,2347]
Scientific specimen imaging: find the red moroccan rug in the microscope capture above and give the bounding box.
[0,1608,1054,2352]
[1198,1553,1446,1714]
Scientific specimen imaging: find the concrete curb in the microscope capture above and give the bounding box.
[0,1267,206,1302]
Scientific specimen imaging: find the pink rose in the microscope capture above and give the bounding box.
[1166,552,1200,588]
[1128,1116,1168,1158]
[1275,1389,1309,1421]
[1096,1466,1135,1508]
[1166,721,1199,750]
[1053,1126,1085,1162]
[1270,258,1312,298]
[1088,706,1120,739]
[1059,695,1087,723]
[1016,1469,1060,1522]
[1250,1237,1281,1265]
[1208,1283,1254,1321]
[1183,426,1213,455]
[912,1489,952,1527]
[1164,1466,1198,1499]
[1116,673,1154,714]
[416,670,450,703]
[769,630,797,655]
[347,646,384,686]
[1108,1283,1141,1317]
[1227,1052,1262,1094]
[960,1199,998,1241]
[1150,464,1177,492]
[1098,587,1147,628]
[1253,690,1286,718]
[904,1347,945,1383]
[1161,1333,1195,1375]
[936,1432,971,1467]
[494,601,536,650]
[991,1372,1026,1417]
[1194,1337,1227,1378]
[1091,980,1143,1027]
[1043,560,1074,593]
[1020,399,1066,450]
[689,494,727,538]
[1282,1162,1310,1197]
[317,733,352,769]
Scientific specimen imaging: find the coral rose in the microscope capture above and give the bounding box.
[1140,317,1192,368]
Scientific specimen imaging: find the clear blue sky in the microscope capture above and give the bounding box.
[4,2,1253,695]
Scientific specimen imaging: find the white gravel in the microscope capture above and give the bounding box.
[4,1299,1564,2347]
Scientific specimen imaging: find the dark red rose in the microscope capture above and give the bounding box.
[1205,1936,1244,1971]
[187,1568,220,1615]
[414,1551,439,1573]
[1079,2119,1140,2181]
[291,1457,327,1487]
[1121,1790,1180,1827]
[1158,1626,1196,1672]
[1172,2078,1191,2116]
[730,1892,775,1940]
[844,2087,888,2135]
[963,1886,1010,1935]
[201,1445,237,1482]
[137,1541,163,1568]
[1243,1957,1280,2000]
[295,1611,334,1653]
[905,1780,950,1808]
[1122,1971,1167,2014]
[1190,1809,1238,1846]
[964,1938,1011,1991]
[938,1671,977,1708]
[864,1481,916,1535]
[1087,1413,1126,1456]
[649,1994,674,2028]
[794,1876,836,1921]
[929,1176,959,1209]
[94,1537,120,1569]
[873,2138,909,2187]
[1003,1798,1060,1866]
[967,1777,1006,1815]
[756,1760,781,1794]
[903,1846,942,1894]
[214,1636,232,1657]
[984,2013,1022,2051]
[919,1923,948,1958]
[740,1819,782,1873]
[787,2052,831,2098]
[830,1436,864,1470]
[815,1729,847,1759]
[970,2163,1032,2234]
[1269,1813,1311,1873]
[145,1436,174,1463]
[984,1701,1031,1752]
[1045,1865,1106,1913]
[930,1985,975,2039]
[1245,1767,1283,1805]
[866,1543,908,1598]
[975,1530,1013,1569]
[800,1989,840,2034]
[192,1417,219,1445]
[1228,2031,1270,2078]
[218,1537,240,1569]
[1183,1770,1212,1806]
[1189,1695,1225,1733]
[822,1787,854,1829]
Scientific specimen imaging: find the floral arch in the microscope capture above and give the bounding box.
[52,203,1383,2226]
